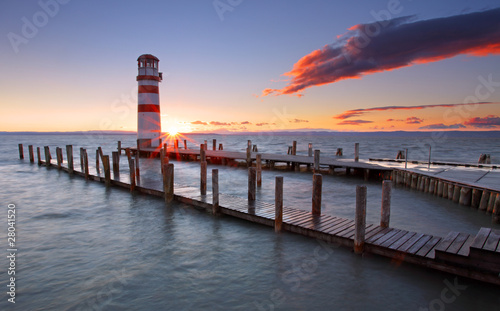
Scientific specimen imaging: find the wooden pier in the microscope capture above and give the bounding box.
[19,143,500,286]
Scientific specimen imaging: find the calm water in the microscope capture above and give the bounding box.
[1,133,499,310]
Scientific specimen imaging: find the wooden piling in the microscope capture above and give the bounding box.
[175,140,179,149]
[102,155,111,186]
[212,139,216,151]
[79,148,84,171]
[256,154,262,187]
[336,148,343,156]
[219,143,223,151]
[479,190,490,211]
[275,176,283,232]
[44,146,51,167]
[312,174,322,216]
[471,189,482,209]
[135,154,140,184]
[364,169,370,181]
[18,144,24,159]
[452,185,461,203]
[117,141,121,155]
[447,183,454,199]
[248,167,256,201]
[200,144,206,162]
[354,143,359,162]
[442,183,448,199]
[493,194,500,223]
[313,150,320,173]
[308,143,313,157]
[459,187,472,206]
[292,141,297,155]
[37,147,41,165]
[112,151,119,175]
[83,149,89,180]
[354,185,367,254]
[163,163,174,203]
[487,192,496,213]
[381,180,391,228]
[201,161,207,195]
[28,145,34,163]
[96,149,100,174]
[184,140,187,149]
[212,169,219,215]
[437,181,444,196]
[246,147,251,167]
[424,177,430,193]
[66,145,73,173]
[428,179,435,195]
[56,147,62,169]
[128,158,136,192]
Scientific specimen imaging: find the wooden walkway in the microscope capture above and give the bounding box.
[34,154,500,286]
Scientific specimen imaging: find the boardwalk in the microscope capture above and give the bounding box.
[30,147,500,286]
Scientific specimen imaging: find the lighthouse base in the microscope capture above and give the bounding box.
[137,138,160,150]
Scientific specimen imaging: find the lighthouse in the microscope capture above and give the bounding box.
[137,54,163,148]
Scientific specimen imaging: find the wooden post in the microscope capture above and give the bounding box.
[18,144,24,159]
[275,176,283,232]
[163,163,174,202]
[96,149,100,174]
[212,139,216,151]
[175,140,179,149]
[354,185,367,254]
[183,140,187,149]
[447,183,454,199]
[492,194,500,223]
[44,146,51,167]
[247,140,252,149]
[83,149,89,180]
[212,169,219,215]
[79,147,84,171]
[336,148,343,156]
[308,143,313,157]
[405,148,408,169]
[248,167,256,201]
[487,192,496,213]
[256,154,262,187]
[201,161,207,195]
[56,147,62,169]
[117,141,122,155]
[160,149,165,173]
[452,185,461,203]
[471,189,482,209]
[354,143,359,162]
[459,187,472,206]
[200,145,206,162]
[218,143,223,151]
[292,141,297,155]
[135,154,140,185]
[428,146,431,169]
[246,147,251,167]
[380,180,391,228]
[28,145,34,163]
[66,145,73,173]
[102,155,111,186]
[428,179,435,195]
[37,147,41,165]
[112,151,119,175]
[313,150,320,173]
[312,174,322,215]
[442,183,448,199]
[128,158,136,192]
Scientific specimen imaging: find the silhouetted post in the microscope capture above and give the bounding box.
[275,176,283,232]
[354,143,359,162]
[37,147,42,165]
[66,145,73,173]
[175,140,179,149]
[28,145,34,163]
[308,143,313,157]
[381,180,391,228]
[219,143,223,150]
[428,146,431,169]
[184,140,187,149]
[163,163,174,203]
[56,147,62,169]
[487,192,496,213]
[18,144,23,159]
[471,189,482,209]
[200,144,206,162]
[459,187,472,206]
[102,155,111,186]
[44,146,51,167]
[212,169,219,215]
[313,150,320,173]
[452,185,461,203]
[292,141,297,155]
[135,154,140,185]
[247,140,252,149]
[112,151,120,175]
[256,154,262,187]
[312,174,322,216]
[201,161,207,195]
[405,149,408,169]
[213,139,217,151]
[354,185,367,254]
[128,158,136,192]
[96,149,100,174]
[83,149,89,180]
[493,194,500,223]
[248,167,256,201]
[80,147,84,171]
[117,141,122,155]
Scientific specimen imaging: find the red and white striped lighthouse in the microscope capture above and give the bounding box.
[137,54,163,148]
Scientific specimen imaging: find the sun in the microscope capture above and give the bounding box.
[167,127,179,137]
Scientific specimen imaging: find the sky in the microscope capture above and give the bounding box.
[1,0,499,133]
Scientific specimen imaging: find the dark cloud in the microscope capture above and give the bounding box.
[419,123,466,129]
[263,8,500,96]
[209,121,231,126]
[464,115,500,128]
[240,121,251,125]
[290,119,309,123]
[191,120,208,125]
[337,119,374,126]
[406,117,423,124]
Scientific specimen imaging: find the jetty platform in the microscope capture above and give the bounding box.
[20,143,500,286]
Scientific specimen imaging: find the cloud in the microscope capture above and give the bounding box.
[263,8,500,96]
[337,119,374,126]
[290,119,309,123]
[256,122,269,126]
[387,118,404,122]
[406,117,423,124]
[419,123,466,129]
[209,121,231,126]
[464,115,500,128]
[333,102,498,119]
[191,120,208,125]
[240,121,251,125]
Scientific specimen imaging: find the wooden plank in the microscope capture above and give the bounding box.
[445,233,470,254]
[457,236,475,257]
[365,228,392,244]
[327,220,355,236]
[323,218,353,233]
[482,230,500,252]
[372,229,402,246]
[336,224,355,237]
[388,232,416,250]
[379,230,408,248]
[396,233,425,252]
[416,236,441,257]
[286,213,314,225]
[344,224,374,239]
[364,226,385,241]
[407,235,432,254]
[470,227,491,249]
[434,232,460,253]
[313,217,345,232]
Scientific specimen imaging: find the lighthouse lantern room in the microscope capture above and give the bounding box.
[137,54,162,148]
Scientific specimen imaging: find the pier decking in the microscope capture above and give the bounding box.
[25,142,500,286]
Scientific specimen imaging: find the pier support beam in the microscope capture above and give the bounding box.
[275,176,283,232]
[103,155,111,186]
[487,192,496,213]
[479,190,490,211]
[312,174,322,216]
[18,144,24,159]
[313,150,320,173]
[163,163,174,203]
[493,194,500,223]
[28,145,34,163]
[44,146,51,167]
[292,141,297,155]
[354,185,367,254]
[354,143,359,162]
[256,154,262,187]
[128,158,136,192]
[83,149,89,180]
[381,180,391,228]
[37,147,41,165]
[452,185,461,203]
[66,145,73,174]
[459,187,472,206]
[112,151,120,175]
[212,169,219,215]
[201,161,207,195]
[248,167,256,201]
[471,189,482,209]
[117,141,121,155]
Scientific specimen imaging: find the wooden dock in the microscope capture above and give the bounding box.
[23,143,500,286]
